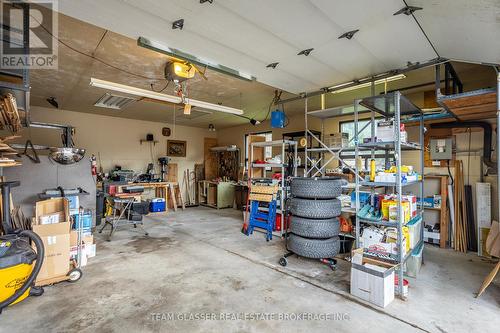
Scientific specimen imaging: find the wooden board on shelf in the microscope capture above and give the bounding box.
[441,90,497,121]
[204,138,218,180]
[248,135,265,178]
[424,174,449,248]
[167,163,178,182]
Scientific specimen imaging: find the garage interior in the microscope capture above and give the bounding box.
[0,1,499,332]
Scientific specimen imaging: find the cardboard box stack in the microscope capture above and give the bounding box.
[32,197,96,285]
[32,198,71,285]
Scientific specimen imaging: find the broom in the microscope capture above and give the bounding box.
[241,166,251,234]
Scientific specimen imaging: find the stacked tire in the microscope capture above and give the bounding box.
[287,177,343,259]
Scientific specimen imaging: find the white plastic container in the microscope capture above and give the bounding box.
[405,243,423,278]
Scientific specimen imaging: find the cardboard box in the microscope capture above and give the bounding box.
[326,132,348,148]
[70,245,88,267]
[350,248,395,308]
[86,243,96,258]
[70,231,94,247]
[376,120,407,143]
[32,221,71,283]
[359,227,384,249]
[35,198,69,226]
[402,195,417,217]
[376,120,395,142]
[381,199,410,223]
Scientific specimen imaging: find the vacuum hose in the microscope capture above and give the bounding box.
[0,230,45,310]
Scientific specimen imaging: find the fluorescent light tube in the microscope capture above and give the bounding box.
[330,74,406,94]
[89,78,244,115]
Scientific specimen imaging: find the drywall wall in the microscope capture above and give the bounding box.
[8,106,216,191]
[4,156,96,219]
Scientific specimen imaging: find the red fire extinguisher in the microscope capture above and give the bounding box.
[90,154,97,176]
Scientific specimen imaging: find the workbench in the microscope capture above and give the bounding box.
[115,182,169,211]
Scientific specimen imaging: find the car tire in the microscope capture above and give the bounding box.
[290,216,340,238]
[288,234,340,259]
[290,177,344,199]
[289,197,341,219]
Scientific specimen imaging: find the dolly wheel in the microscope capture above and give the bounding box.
[67,268,83,282]
[279,257,287,267]
[30,286,44,297]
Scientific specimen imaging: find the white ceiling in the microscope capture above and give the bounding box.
[53,0,499,95]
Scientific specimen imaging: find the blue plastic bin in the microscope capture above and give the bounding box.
[72,213,93,232]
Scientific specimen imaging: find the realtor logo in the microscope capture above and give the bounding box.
[1,0,58,69]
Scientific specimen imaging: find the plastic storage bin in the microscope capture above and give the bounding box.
[150,198,166,212]
[73,213,93,233]
[405,242,423,278]
[407,215,422,249]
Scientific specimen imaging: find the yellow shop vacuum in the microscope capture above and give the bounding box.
[0,181,45,313]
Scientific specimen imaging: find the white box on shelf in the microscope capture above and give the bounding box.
[424,230,440,245]
[376,120,395,142]
[359,227,384,249]
[326,133,349,148]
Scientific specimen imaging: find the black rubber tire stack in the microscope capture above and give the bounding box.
[288,177,343,259]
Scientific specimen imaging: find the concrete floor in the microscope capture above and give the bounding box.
[2,207,499,332]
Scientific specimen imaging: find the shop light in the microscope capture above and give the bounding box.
[330,74,406,94]
[89,78,244,115]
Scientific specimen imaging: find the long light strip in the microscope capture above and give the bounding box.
[329,74,406,94]
[89,78,244,115]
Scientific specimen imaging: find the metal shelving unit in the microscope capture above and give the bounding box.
[354,91,425,300]
[303,103,369,179]
[0,3,30,127]
[282,130,322,171]
[249,139,298,237]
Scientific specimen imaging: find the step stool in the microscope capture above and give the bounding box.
[245,184,278,241]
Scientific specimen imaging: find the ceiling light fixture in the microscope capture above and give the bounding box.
[329,74,406,94]
[338,29,359,40]
[394,6,423,16]
[297,48,313,56]
[138,37,255,82]
[266,62,279,69]
[208,123,216,131]
[89,78,244,115]
[249,118,260,126]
